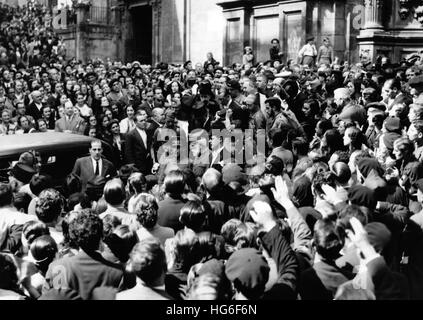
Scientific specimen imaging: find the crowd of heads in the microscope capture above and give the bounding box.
[2,1,423,301]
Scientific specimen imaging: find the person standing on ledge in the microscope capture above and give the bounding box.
[269,38,283,63]
[298,36,318,68]
[317,37,334,67]
[243,46,255,70]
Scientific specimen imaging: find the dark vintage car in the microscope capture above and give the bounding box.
[0,132,113,191]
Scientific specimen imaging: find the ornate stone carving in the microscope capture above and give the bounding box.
[398,0,412,19]
[359,48,371,63]
[72,0,91,9]
[364,0,383,8]
[363,0,383,29]
[149,0,162,22]
[396,0,423,23]
[414,5,423,24]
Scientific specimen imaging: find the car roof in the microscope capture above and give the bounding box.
[0,132,96,158]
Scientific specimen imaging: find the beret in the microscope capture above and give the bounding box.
[225,248,269,299]
[365,222,391,253]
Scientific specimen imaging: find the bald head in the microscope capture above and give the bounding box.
[202,168,222,194]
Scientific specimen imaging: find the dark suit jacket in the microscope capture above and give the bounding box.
[204,199,228,234]
[46,95,60,110]
[26,102,44,120]
[124,127,153,174]
[137,101,157,117]
[229,100,249,130]
[43,113,57,130]
[260,224,298,300]
[127,96,142,109]
[299,260,353,300]
[43,250,125,300]
[157,196,186,232]
[368,256,410,300]
[72,156,116,191]
[104,134,126,168]
[400,220,423,299]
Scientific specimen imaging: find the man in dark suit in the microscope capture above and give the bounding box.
[201,168,229,234]
[227,80,249,130]
[149,107,165,133]
[42,210,125,300]
[72,140,117,191]
[137,89,156,116]
[125,111,155,175]
[157,170,186,232]
[26,90,44,120]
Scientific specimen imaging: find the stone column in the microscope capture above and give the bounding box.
[150,0,162,65]
[73,1,91,62]
[363,0,383,30]
[111,5,125,62]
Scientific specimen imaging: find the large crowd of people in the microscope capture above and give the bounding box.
[1,1,423,301]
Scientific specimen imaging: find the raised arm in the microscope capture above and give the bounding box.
[271,176,313,253]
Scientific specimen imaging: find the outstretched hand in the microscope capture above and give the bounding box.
[346,217,368,247]
[271,175,291,206]
[345,217,377,261]
[321,184,344,205]
[249,200,277,233]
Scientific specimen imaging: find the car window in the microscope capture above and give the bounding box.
[0,138,113,188]
[40,149,88,182]
[0,147,89,187]
[0,155,20,183]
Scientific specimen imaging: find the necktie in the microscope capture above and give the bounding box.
[140,130,147,147]
[95,160,100,176]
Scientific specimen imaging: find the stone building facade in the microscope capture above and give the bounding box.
[54,0,423,65]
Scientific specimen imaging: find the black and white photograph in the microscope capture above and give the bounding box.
[1,0,423,304]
